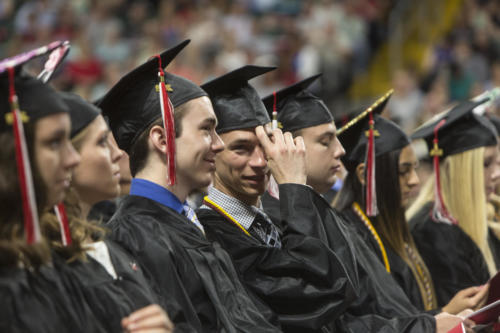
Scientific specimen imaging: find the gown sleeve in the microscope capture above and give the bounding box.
[108,213,203,333]
[263,192,437,332]
[199,183,358,332]
[410,204,490,307]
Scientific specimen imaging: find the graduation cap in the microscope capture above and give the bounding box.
[0,41,70,244]
[59,92,101,138]
[334,111,359,131]
[469,88,500,137]
[201,65,275,134]
[411,100,498,158]
[260,74,332,200]
[0,43,71,132]
[411,99,498,224]
[261,74,332,132]
[487,114,500,135]
[337,90,396,216]
[98,39,206,185]
[38,40,70,83]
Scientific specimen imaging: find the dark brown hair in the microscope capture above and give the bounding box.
[335,148,438,309]
[335,149,413,257]
[42,188,107,263]
[129,102,190,177]
[0,123,51,268]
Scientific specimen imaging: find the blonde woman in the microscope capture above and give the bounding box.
[484,114,500,269]
[407,100,499,309]
[44,92,173,333]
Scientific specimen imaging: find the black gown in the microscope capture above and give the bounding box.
[342,208,427,311]
[197,184,358,333]
[0,264,106,332]
[107,194,281,333]
[88,199,117,223]
[409,202,490,307]
[262,192,437,332]
[489,227,500,270]
[105,239,158,308]
[52,246,146,332]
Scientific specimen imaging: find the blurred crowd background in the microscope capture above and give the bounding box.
[1,0,500,134]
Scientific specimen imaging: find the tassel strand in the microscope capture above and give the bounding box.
[365,111,378,216]
[154,55,176,185]
[8,67,41,244]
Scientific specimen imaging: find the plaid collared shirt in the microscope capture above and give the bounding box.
[201,186,281,247]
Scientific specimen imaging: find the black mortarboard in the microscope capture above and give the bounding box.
[486,114,500,137]
[0,74,69,133]
[411,99,498,225]
[98,39,207,153]
[201,65,275,134]
[38,40,70,83]
[261,74,333,132]
[334,111,359,131]
[0,42,71,133]
[59,92,101,138]
[337,91,400,171]
[0,41,70,244]
[340,113,410,171]
[411,100,498,158]
[336,90,395,216]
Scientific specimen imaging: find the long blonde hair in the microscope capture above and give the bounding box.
[407,147,496,275]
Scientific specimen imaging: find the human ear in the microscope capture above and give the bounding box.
[149,125,167,155]
[356,163,365,186]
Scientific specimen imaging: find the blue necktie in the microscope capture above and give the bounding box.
[183,204,205,235]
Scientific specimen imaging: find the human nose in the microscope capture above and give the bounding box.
[64,141,80,170]
[407,168,420,187]
[108,136,124,163]
[333,137,345,159]
[211,131,225,154]
[248,146,267,168]
[490,165,500,189]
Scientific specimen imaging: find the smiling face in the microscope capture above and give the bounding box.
[34,112,80,207]
[72,115,123,206]
[174,96,225,193]
[483,145,500,200]
[300,122,345,194]
[214,128,270,205]
[398,145,420,207]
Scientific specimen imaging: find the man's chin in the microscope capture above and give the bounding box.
[240,185,265,197]
[192,175,213,191]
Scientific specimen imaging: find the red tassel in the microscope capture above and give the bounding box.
[365,112,377,216]
[430,119,456,224]
[54,203,72,246]
[154,55,176,185]
[8,67,41,244]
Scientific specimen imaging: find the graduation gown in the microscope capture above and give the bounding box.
[0,264,106,332]
[88,199,117,223]
[197,184,358,332]
[105,239,158,308]
[489,227,500,270]
[53,249,140,332]
[409,203,490,307]
[107,194,281,333]
[342,208,426,311]
[262,193,437,333]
